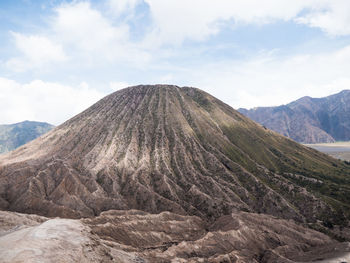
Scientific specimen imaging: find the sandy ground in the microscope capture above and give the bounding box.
[314,249,350,263]
[0,214,140,263]
[316,255,350,263]
[307,141,350,147]
[305,141,350,161]
[0,219,93,262]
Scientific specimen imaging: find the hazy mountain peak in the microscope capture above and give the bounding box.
[239,89,350,143]
[0,121,54,154]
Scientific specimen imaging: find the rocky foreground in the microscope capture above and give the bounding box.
[1,210,350,263]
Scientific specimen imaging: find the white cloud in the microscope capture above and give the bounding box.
[6,33,67,72]
[7,0,350,73]
[53,2,129,52]
[180,45,350,109]
[110,81,131,91]
[141,0,316,45]
[52,1,150,64]
[0,78,105,125]
[296,0,350,36]
[6,1,150,73]
[108,0,141,15]
[138,0,350,45]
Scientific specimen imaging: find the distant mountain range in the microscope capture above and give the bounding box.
[238,90,350,144]
[0,121,54,153]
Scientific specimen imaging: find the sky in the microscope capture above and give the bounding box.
[1,0,350,125]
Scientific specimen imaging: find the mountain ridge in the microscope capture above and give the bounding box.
[238,89,350,143]
[0,120,54,154]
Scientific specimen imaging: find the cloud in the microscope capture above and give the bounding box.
[52,1,150,64]
[0,78,105,125]
[178,44,350,109]
[3,0,350,119]
[134,0,350,45]
[6,1,150,73]
[141,0,322,45]
[296,0,350,36]
[108,0,141,15]
[50,0,350,47]
[110,81,131,91]
[6,0,350,73]
[6,33,67,72]
[53,2,129,52]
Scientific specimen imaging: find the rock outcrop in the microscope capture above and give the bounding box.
[1,210,350,263]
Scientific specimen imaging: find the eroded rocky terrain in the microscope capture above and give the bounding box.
[1,210,350,262]
[0,85,350,262]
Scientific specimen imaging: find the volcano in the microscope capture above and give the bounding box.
[0,85,350,231]
[1,85,350,262]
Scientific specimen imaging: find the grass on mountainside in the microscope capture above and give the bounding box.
[182,88,350,227]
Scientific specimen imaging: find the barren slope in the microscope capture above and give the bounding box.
[0,85,349,236]
[1,210,350,263]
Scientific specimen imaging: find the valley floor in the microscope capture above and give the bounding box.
[305,141,350,161]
